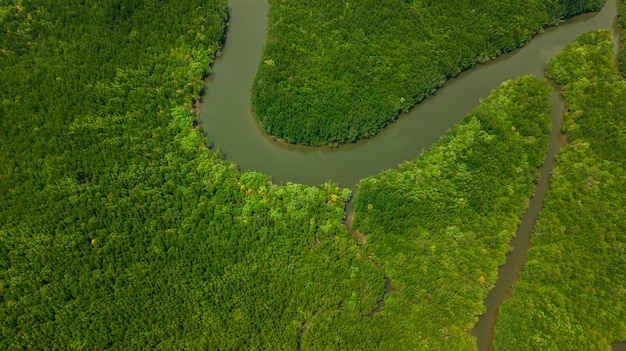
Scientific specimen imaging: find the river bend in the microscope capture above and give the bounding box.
[199,0,620,188]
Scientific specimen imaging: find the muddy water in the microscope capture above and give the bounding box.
[199,0,619,188]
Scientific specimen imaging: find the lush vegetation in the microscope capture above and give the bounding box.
[251,0,604,145]
[493,30,626,350]
[0,1,386,348]
[0,1,561,345]
[4,1,624,350]
[346,75,552,349]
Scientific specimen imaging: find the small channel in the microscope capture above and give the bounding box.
[344,201,395,318]
[366,279,395,318]
[470,82,568,351]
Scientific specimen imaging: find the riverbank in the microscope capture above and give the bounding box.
[198,0,620,187]
[251,0,606,146]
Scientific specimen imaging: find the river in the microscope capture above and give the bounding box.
[199,0,620,189]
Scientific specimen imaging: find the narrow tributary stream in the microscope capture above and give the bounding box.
[344,202,396,318]
[470,83,568,351]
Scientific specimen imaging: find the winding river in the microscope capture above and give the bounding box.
[199,0,624,349]
[199,0,620,189]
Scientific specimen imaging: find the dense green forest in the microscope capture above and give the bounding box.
[493,30,626,350]
[251,0,604,145]
[0,1,562,347]
[0,1,385,348]
[3,0,625,350]
[346,75,552,349]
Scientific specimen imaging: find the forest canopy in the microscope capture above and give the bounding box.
[0,1,383,348]
[252,0,604,145]
[1,0,624,350]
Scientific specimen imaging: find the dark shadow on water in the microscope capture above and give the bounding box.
[367,279,395,318]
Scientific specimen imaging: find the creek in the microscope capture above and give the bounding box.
[470,82,568,350]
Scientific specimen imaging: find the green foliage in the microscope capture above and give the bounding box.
[347,76,553,349]
[2,1,621,350]
[547,30,626,164]
[0,1,385,349]
[252,0,604,145]
[494,30,626,350]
